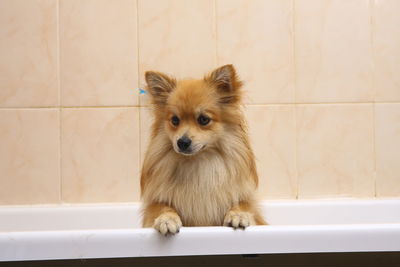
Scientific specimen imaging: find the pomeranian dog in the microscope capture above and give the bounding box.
[141,64,266,235]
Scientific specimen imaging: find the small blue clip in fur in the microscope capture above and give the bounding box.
[139,88,146,94]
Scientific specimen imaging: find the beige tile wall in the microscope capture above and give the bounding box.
[0,0,399,205]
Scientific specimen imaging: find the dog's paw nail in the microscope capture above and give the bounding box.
[224,211,254,229]
[153,213,182,235]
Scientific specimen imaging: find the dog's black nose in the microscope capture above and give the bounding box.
[177,136,192,152]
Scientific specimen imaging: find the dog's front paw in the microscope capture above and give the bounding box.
[223,210,255,229]
[153,212,182,235]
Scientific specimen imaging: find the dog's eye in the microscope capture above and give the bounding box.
[171,115,180,126]
[198,115,210,126]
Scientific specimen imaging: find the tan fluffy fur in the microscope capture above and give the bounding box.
[141,65,266,234]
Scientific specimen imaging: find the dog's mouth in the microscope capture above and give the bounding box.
[176,144,207,156]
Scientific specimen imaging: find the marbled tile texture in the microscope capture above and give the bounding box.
[245,105,297,199]
[217,0,294,104]
[138,0,216,105]
[0,109,60,204]
[296,104,375,198]
[295,0,374,103]
[0,0,399,204]
[61,108,140,202]
[375,104,400,197]
[0,0,58,107]
[60,0,138,106]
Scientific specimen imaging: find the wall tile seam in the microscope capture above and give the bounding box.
[136,0,143,195]
[291,0,299,200]
[2,102,400,110]
[369,0,377,197]
[57,0,63,203]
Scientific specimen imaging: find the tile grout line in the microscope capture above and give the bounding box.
[0,106,141,109]
[369,0,378,197]
[2,102,400,110]
[292,0,297,106]
[372,101,377,197]
[293,105,300,200]
[136,0,142,173]
[292,0,299,200]
[136,0,141,107]
[138,107,142,180]
[57,0,63,203]
[213,0,218,67]
[246,102,400,106]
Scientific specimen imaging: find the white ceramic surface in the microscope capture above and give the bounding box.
[1,199,399,261]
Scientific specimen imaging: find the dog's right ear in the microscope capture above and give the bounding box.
[145,71,176,105]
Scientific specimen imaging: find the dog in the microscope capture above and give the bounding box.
[140,64,266,235]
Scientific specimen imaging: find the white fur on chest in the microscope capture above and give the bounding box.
[171,152,233,226]
[152,151,252,226]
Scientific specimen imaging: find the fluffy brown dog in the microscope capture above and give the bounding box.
[141,64,266,235]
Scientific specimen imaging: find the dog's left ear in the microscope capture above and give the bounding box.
[205,64,243,104]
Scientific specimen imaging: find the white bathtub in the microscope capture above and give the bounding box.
[1,199,400,262]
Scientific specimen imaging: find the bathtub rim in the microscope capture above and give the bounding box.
[1,199,400,261]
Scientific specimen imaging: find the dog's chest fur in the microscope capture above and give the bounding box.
[172,152,234,226]
[145,149,254,226]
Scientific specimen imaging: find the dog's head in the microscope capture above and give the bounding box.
[145,65,243,156]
